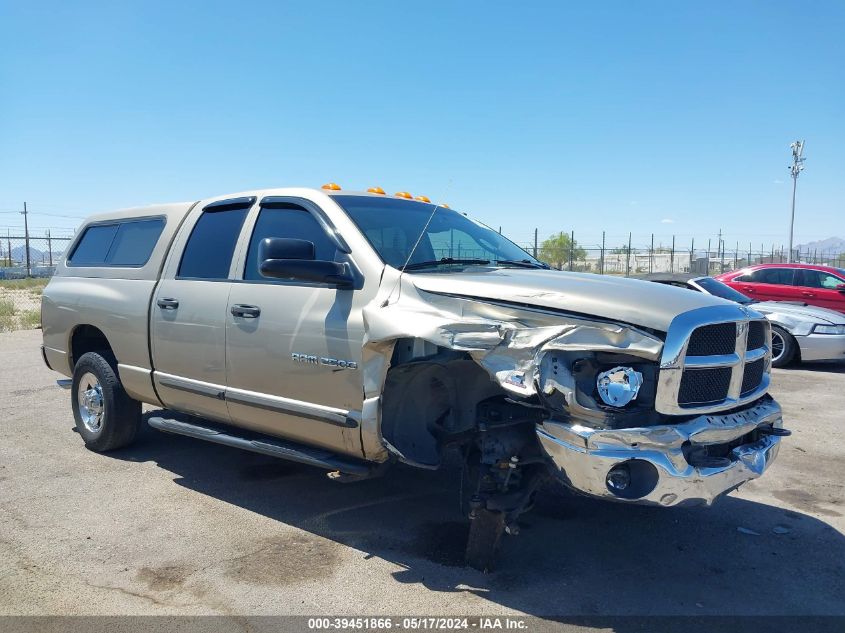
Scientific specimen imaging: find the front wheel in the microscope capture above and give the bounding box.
[71,352,141,451]
[770,325,797,368]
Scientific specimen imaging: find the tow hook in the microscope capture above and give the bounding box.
[758,425,792,437]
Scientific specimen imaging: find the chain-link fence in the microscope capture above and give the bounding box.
[436,228,844,276]
[517,243,845,276]
[1,227,842,333]
[0,234,72,332]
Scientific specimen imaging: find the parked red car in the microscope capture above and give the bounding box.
[716,264,845,314]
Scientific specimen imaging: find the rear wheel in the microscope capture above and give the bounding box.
[71,352,141,451]
[770,325,797,368]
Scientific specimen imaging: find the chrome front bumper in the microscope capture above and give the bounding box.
[537,397,784,507]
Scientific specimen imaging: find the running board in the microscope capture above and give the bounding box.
[147,416,371,476]
[56,379,72,390]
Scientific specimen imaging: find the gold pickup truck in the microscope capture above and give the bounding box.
[40,185,788,569]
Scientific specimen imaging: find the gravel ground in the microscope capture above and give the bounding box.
[1,329,843,621]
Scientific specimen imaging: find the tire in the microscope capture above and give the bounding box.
[465,508,505,572]
[71,351,141,452]
[770,325,797,368]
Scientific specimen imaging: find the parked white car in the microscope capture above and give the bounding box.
[643,273,845,367]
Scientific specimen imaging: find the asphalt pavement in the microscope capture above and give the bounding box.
[1,329,843,621]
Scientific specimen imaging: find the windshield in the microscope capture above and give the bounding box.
[694,277,753,304]
[333,195,542,271]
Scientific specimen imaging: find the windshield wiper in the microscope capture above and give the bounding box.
[402,257,491,271]
[495,259,549,269]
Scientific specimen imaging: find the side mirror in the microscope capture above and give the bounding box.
[259,237,354,288]
[258,237,314,261]
[837,283,845,293]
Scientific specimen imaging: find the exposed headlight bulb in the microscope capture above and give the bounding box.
[596,366,643,407]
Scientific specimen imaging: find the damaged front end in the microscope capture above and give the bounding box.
[537,396,785,506]
[362,275,787,511]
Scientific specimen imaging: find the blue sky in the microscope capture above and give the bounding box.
[1,1,842,251]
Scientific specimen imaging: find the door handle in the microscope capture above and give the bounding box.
[742,286,755,292]
[231,304,261,318]
[157,298,180,310]
[801,291,815,298]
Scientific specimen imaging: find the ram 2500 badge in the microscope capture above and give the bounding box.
[41,184,788,570]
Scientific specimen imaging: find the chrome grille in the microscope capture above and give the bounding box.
[741,358,766,396]
[747,321,766,350]
[687,323,736,356]
[656,305,771,415]
[678,367,732,405]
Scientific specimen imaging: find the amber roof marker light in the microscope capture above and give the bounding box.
[367,186,386,195]
[321,182,342,191]
[395,191,413,199]
[414,195,431,203]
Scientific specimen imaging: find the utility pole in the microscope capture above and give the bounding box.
[649,233,654,273]
[718,228,723,274]
[21,202,31,276]
[625,232,631,277]
[533,228,538,259]
[787,140,805,263]
[6,230,10,267]
[47,229,53,267]
[690,237,695,274]
[600,231,605,275]
[670,235,675,272]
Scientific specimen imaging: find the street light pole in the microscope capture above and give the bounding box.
[787,140,805,263]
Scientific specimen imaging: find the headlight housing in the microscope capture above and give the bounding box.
[596,366,643,407]
[813,324,845,335]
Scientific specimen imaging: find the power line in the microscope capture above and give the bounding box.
[0,209,84,219]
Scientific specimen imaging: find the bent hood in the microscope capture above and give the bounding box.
[408,268,734,332]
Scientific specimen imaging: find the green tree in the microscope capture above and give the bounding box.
[539,232,586,270]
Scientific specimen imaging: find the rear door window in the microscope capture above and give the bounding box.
[749,268,795,285]
[795,269,844,289]
[69,218,165,267]
[178,207,250,280]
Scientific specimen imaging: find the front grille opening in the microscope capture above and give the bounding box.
[747,321,766,350]
[678,367,732,406]
[741,358,765,395]
[687,323,736,356]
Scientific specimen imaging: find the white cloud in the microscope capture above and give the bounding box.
[660,218,675,224]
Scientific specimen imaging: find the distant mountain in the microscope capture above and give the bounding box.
[10,245,43,261]
[7,245,63,264]
[796,237,845,254]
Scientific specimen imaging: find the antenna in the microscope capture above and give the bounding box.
[381,180,453,308]
[787,140,806,263]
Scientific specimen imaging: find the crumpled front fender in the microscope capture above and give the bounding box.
[358,274,664,460]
